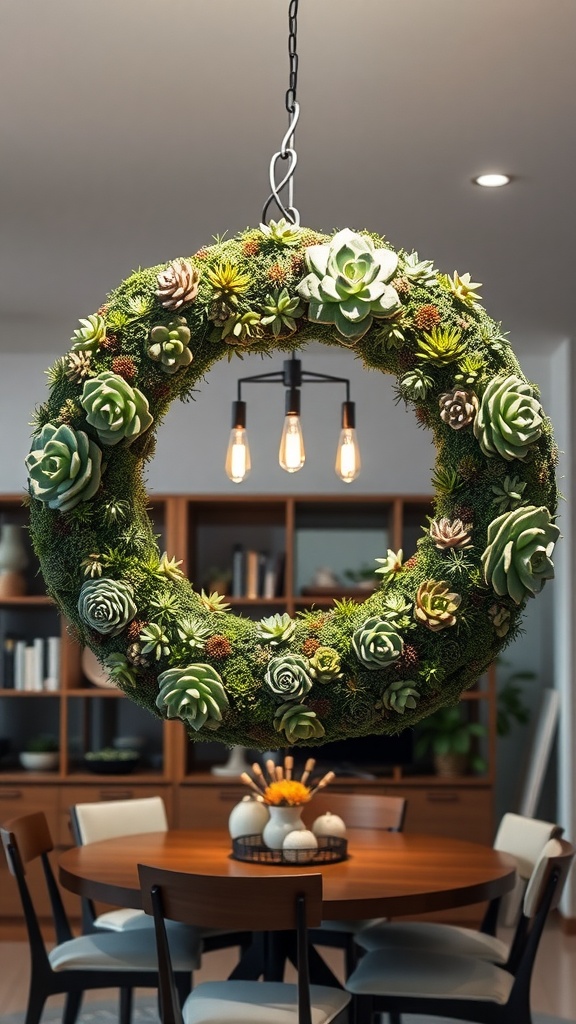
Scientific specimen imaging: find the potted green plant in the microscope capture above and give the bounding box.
[414,706,487,778]
[19,735,59,771]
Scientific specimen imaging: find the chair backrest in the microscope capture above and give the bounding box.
[70,795,168,846]
[523,837,574,918]
[494,812,563,879]
[139,867,323,1024]
[303,792,406,832]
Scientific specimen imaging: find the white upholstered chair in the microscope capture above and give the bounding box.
[355,811,562,964]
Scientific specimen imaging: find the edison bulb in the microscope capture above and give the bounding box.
[335,427,361,483]
[279,415,305,473]
[225,427,251,483]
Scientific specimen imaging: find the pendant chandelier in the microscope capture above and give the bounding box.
[225,0,361,486]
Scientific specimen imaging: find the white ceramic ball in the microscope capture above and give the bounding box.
[228,796,269,839]
[311,812,347,838]
[282,829,318,863]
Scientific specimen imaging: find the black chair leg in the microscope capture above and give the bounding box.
[345,935,359,978]
[24,987,47,1024]
[119,986,133,1024]
[63,990,83,1024]
[389,1013,402,1024]
[176,972,193,1007]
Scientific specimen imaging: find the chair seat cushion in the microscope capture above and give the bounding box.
[49,920,201,973]
[182,980,350,1024]
[355,920,509,964]
[317,917,384,935]
[94,908,148,931]
[346,947,514,1004]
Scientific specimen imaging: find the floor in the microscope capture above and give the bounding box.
[0,917,575,1020]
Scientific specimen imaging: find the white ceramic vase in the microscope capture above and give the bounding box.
[228,796,269,839]
[0,524,28,598]
[262,805,306,850]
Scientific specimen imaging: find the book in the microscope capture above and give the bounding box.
[231,544,245,598]
[14,640,27,691]
[245,550,259,600]
[33,637,44,691]
[23,644,37,691]
[44,636,61,691]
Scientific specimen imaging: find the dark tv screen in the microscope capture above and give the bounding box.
[289,730,413,778]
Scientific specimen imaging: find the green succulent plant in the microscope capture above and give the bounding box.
[139,622,171,661]
[25,423,102,513]
[78,578,137,636]
[402,251,436,286]
[399,368,434,402]
[474,374,543,461]
[455,353,486,386]
[381,593,413,627]
[274,702,326,743]
[309,646,343,683]
[261,289,304,336]
[147,317,193,374]
[156,664,229,731]
[257,613,296,647]
[416,327,466,366]
[414,705,487,772]
[491,475,528,514]
[259,217,302,246]
[70,314,106,353]
[352,617,404,669]
[443,271,482,308]
[81,372,153,447]
[104,652,137,688]
[381,680,420,714]
[177,617,212,652]
[414,580,461,632]
[482,505,559,604]
[264,654,312,701]
[221,310,262,344]
[297,228,401,342]
[374,549,403,583]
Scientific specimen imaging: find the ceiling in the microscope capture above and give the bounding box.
[1,0,574,354]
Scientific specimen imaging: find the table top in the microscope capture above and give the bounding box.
[59,829,517,921]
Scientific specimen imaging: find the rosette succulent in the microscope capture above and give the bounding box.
[297,228,401,342]
[26,423,102,513]
[474,375,543,461]
[488,603,512,638]
[403,252,436,286]
[264,654,312,701]
[491,475,528,514]
[147,318,193,374]
[399,368,434,402]
[261,289,304,337]
[429,517,472,550]
[309,646,343,683]
[375,549,403,583]
[139,622,171,661]
[274,702,326,743]
[156,258,200,310]
[70,314,106,353]
[156,664,229,731]
[481,505,559,604]
[78,579,137,636]
[260,218,302,246]
[381,680,420,714]
[257,613,296,647]
[439,389,479,430]
[177,617,211,651]
[444,271,482,308]
[417,327,466,366]
[103,653,137,689]
[352,617,404,669]
[81,372,153,446]
[414,581,461,631]
[381,594,413,628]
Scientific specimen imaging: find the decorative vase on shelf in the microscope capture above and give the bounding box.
[262,806,306,850]
[0,523,28,598]
[211,745,252,777]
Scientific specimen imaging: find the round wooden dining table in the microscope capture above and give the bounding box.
[59,828,517,921]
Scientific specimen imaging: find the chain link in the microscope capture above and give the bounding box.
[261,0,301,225]
[285,0,299,115]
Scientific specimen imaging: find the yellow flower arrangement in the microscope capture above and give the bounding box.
[263,780,311,806]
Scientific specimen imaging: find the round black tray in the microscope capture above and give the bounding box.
[232,834,347,865]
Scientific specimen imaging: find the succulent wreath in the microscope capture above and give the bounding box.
[26,223,559,749]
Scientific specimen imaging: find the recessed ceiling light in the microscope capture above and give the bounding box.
[473,173,512,188]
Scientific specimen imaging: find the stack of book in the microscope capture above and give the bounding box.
[231,546,285,600]
[1,636,61,691]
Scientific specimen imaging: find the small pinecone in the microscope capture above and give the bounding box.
[413,304,441,331]
[66,351,93,382]
[242,238,261,257]
[156,258,200,310]
[308,698,330,717]
[404,555,418,569]
[267,263,287,285]
[302,637,321,658]
[391,276,411,297]
[127,643,148,667]
[112,356,137,382]
[206,635,232,659]
[101,332,120,353]
[127,619,146,643]
[395,644,420,672]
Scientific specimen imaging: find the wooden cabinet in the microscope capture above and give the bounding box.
[0,492,496,925]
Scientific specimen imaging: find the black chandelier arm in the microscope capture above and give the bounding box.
[299,371,352,402]
[236,371,286,401]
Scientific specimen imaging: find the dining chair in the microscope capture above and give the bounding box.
[355,811,562,965]
[302,791,407,976]
[0,811,199,1024]
[346,835,574,1024]
[138,864,351,1024]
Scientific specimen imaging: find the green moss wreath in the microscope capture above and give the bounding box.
[26,222,559,748]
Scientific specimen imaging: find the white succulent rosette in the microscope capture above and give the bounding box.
[156,664,229,731]
[297,229,401,342]
[264,654,312,701]
[81,371,153,446]
[352,616,404,669]
[26,423,102,513]
[78,578,137,636]
[481,505,559,604]
[473,374,543,461]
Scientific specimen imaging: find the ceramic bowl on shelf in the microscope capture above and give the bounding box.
[84,748,140,775]
[19,751,59,771]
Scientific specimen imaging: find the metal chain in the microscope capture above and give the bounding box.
[261,0,301,225]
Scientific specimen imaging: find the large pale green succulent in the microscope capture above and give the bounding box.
[147,318,193,374]
[481,505,559,604]
[264,654,312,700]
[257,613,296,647]
[26,423,102,513]
[81,371,153,446]
[297,229,401,342]
[156,664,229,731]
[352,617,404,669]
[70,314,106,353]
[78,578,137,636]
[381,680,420,714]
[274,702,325,743]
[474,375,543,461]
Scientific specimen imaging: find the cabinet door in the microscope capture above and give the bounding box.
[0,786,60,918]
[176,784,245,829]
[393,786,493,844]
